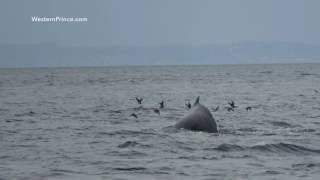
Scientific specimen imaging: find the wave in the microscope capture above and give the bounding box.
[118,141,139,148]
[212,142,320,155]
[268,120,295,128]
[260,71,273,74]
[299,72,317,76]
[14,111,36,117]
[292,163,320,169]
[117,140,151,148]
[96,129,157,137]
[112,167,146,171]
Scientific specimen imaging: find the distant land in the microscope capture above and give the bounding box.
[0,42,320,68]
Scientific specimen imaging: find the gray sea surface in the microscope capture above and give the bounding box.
[1,64,320,180]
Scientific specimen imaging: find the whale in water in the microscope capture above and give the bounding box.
[175,96,218,133]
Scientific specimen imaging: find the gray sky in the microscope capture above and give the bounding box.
[0,0,319,47]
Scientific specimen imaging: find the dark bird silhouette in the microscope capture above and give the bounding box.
[228,101,237,109]
[159,100,164,109]
[226,107,234,112]
[185,100,191,109]
[135,97,143,104]
[246,106,252,111]
[28,111,36,116]
[315,90,319,94]
[130,113,138,118]
[212,106,219,112]
[153,108,160,115]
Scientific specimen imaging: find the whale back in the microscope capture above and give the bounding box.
[175,98,218,133]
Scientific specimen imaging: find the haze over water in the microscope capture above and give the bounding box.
[1,64,320,179]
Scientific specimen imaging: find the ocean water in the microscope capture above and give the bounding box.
[1,64,320,180]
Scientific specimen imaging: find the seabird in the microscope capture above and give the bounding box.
[185,100,191,109]
[228,101,237,109]
[226,107,234,112]
[159,100,164,109]
[135,97,143,104]
[130,113,138,118]
[153,108,160,115]
[212,106,219,112]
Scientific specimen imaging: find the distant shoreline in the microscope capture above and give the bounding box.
[1,62,320,70]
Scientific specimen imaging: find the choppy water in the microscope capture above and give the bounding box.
[1,64,320,180]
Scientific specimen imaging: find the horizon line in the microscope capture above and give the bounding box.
[1,41,319,48]
[1,62,319,70]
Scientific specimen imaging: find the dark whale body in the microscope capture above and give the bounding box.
[175,96,218,133]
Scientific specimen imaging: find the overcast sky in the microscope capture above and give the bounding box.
[0,0,319,47]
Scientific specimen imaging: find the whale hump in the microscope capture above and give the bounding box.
[175,96,218,133]
[193,96,200,106]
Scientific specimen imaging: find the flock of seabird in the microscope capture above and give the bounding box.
[130,96,252,119]
[130,96,164,118]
